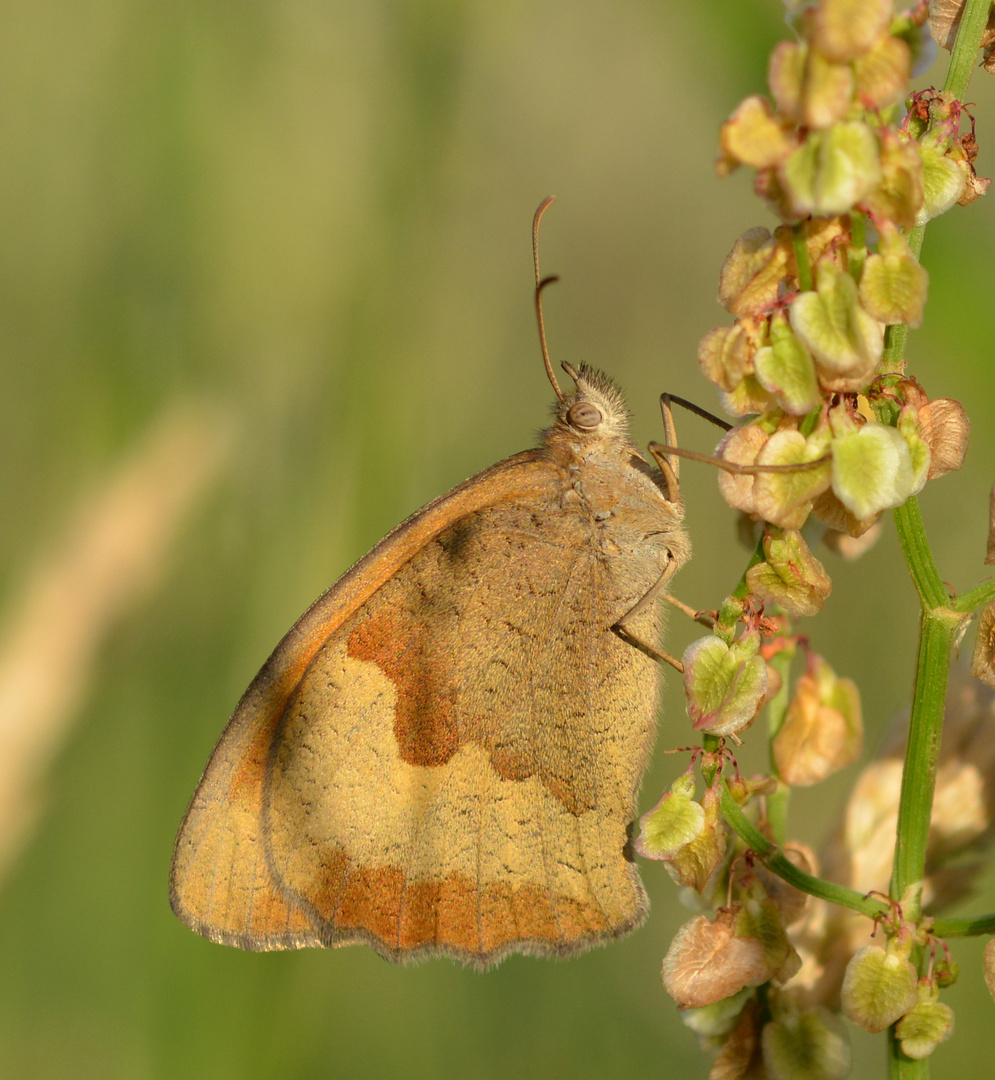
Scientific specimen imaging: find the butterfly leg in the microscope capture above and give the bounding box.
[663,593,716,628]
[612,556,684,672]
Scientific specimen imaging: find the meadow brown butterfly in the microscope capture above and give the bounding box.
[169,201,691,967]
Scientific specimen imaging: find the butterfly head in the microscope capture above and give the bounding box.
[551,362,631,447]
[544,361,684,511]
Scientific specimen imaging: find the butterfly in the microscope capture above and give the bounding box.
[170,202,691,968]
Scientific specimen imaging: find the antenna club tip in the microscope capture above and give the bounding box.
[532,200,564,402]
[533,196,556,233]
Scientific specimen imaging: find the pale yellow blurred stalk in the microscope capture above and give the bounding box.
[0,400,233,880]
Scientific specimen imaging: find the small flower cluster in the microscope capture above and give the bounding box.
[653,810,854,1079]
[638,667,995,1077]
[639,638,864,1075]
[703,0,976,558]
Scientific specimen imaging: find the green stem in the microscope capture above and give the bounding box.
[848,210,867,283]
[893,498,948,609]
[885,0,993,940]
[765,646,795,845]
[887,606,958,920]
[932,912,995,937]
[882,9,992,1074]
[943,0,994,101]
[764,782,790,849]
[715,535,765,643]
[951,574,995,615]
[765,645,794,744]
[883,321,910,372]
[791,223,813,292]
[888,1028,929,1079]
[719,784,890,919]
[731,536,766,602]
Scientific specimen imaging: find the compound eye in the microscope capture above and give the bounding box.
[567,401,603,430]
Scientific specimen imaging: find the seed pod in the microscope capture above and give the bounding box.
[662,909,770,1010]
[781,123,882,218]
[719,227,790,316]
[840,944,918,1033]
[762,1002,851,1080]
[663,786,728,893]
[746,529,832,617]
[858,224,929,328]
[811,0,893,63]
[636,774,706,860]
[753,313,824,417]
[684,631,769,737]
[790,265,883,390]
[831,421,917,520]
[917,396,969,480]
[894,985,955,1060]
[773,654,863,786]
[719,95,796,172]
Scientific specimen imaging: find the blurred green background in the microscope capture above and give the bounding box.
[2,1,994,1077]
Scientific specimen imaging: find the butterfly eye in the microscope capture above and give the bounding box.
[567,401,603,430]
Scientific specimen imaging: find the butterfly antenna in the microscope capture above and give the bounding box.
[533,196,564,402]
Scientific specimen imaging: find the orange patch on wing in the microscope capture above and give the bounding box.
[504,882,559,945]
[347,609,461,767]
[478,879,520,953]
[345,594,594,819]
[336,864,406,943]
[297,853,616,959]
[435,875,482,953]
[398,879,441,950]
[301,848,350,923]
[554,893,610,941]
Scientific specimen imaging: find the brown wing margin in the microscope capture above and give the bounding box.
[169,448,559,948]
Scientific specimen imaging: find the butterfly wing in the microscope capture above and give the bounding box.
[170,448,674,967]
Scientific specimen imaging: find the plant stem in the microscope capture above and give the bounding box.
[951,574,995,614]
[887,500,959,922]
[892,498,948,609]
[883,322,909,370]
[943,0,994,101]
[765,646,795,844]
[719,783,890,919]
[791,223,813,291]
[888,1028,929,1079]
[932,912,995,937]
[887,605,959,920]
[881,10,993,1077]
[885,0,993,929]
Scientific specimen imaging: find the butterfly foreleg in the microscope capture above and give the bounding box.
[611,555,684,672]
